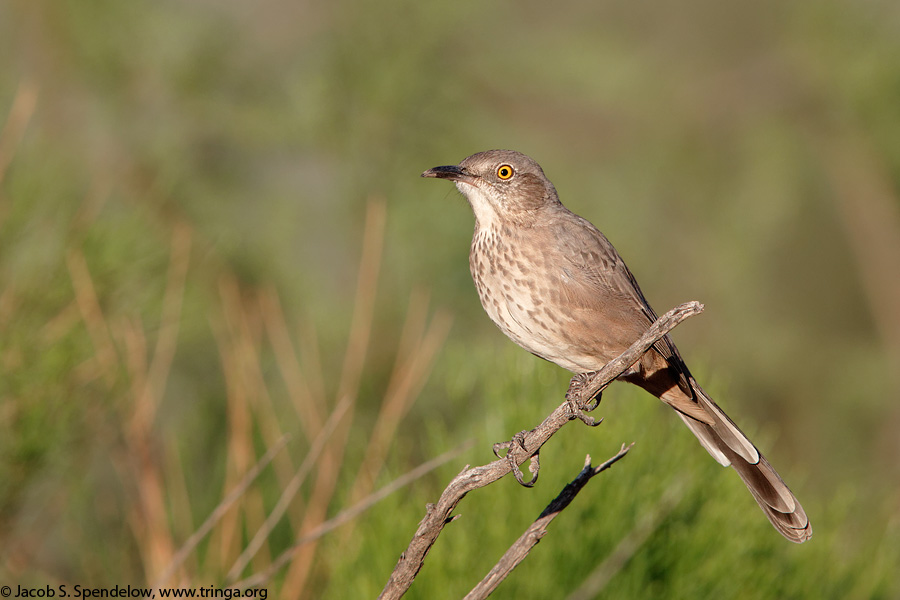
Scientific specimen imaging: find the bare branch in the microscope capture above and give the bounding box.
[378,301,704,600]
[465,445,633,600]
[566,480,687,600]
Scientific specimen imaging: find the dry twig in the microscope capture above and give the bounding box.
[465,445,633,600]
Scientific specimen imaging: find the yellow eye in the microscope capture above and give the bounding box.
[496,164,514,180]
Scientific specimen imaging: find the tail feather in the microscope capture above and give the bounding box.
[678,383,812,543]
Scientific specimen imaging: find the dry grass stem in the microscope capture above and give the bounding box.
[0,79,38,186]
[66,248,119,387]
[162,431,201,582]
[153,435,291,588]
[225,395,354,581]
[0,285,19,332]
[117,318,178,580]
[259,286,323,438]
[212,274,271,573]
[112,225,193,582]
[145,223,192,412]
[285,199,386,595]
[824,136,900,368]
[232,442,470,590]
[39,299,81,344]
[348,289,453,505]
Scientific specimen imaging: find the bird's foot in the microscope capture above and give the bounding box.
[492,430,540,487]
[566,372,604,427]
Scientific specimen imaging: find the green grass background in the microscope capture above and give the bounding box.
[2,0,899,598]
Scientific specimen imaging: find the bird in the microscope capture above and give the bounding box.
[421,149,811,543]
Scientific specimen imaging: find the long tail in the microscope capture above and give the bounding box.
[677,382,812,543]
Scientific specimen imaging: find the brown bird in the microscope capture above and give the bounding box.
[422,149,811,543]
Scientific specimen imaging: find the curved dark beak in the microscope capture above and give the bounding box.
[421,165,477,184]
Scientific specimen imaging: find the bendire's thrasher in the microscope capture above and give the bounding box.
[422,149,811,543]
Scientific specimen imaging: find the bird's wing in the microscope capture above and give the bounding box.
[548,210,660,335]
[547,209,700,406]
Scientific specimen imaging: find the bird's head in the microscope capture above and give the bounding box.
[422,149,560,227]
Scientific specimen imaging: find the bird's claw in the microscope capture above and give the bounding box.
[493,430,540,487]
[566,371,604,427]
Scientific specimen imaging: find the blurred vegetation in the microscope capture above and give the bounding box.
[2,0,900,597]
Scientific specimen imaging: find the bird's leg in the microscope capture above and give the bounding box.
[566,371,605,427]
[492,430,540,487]
[493,373,604,487]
